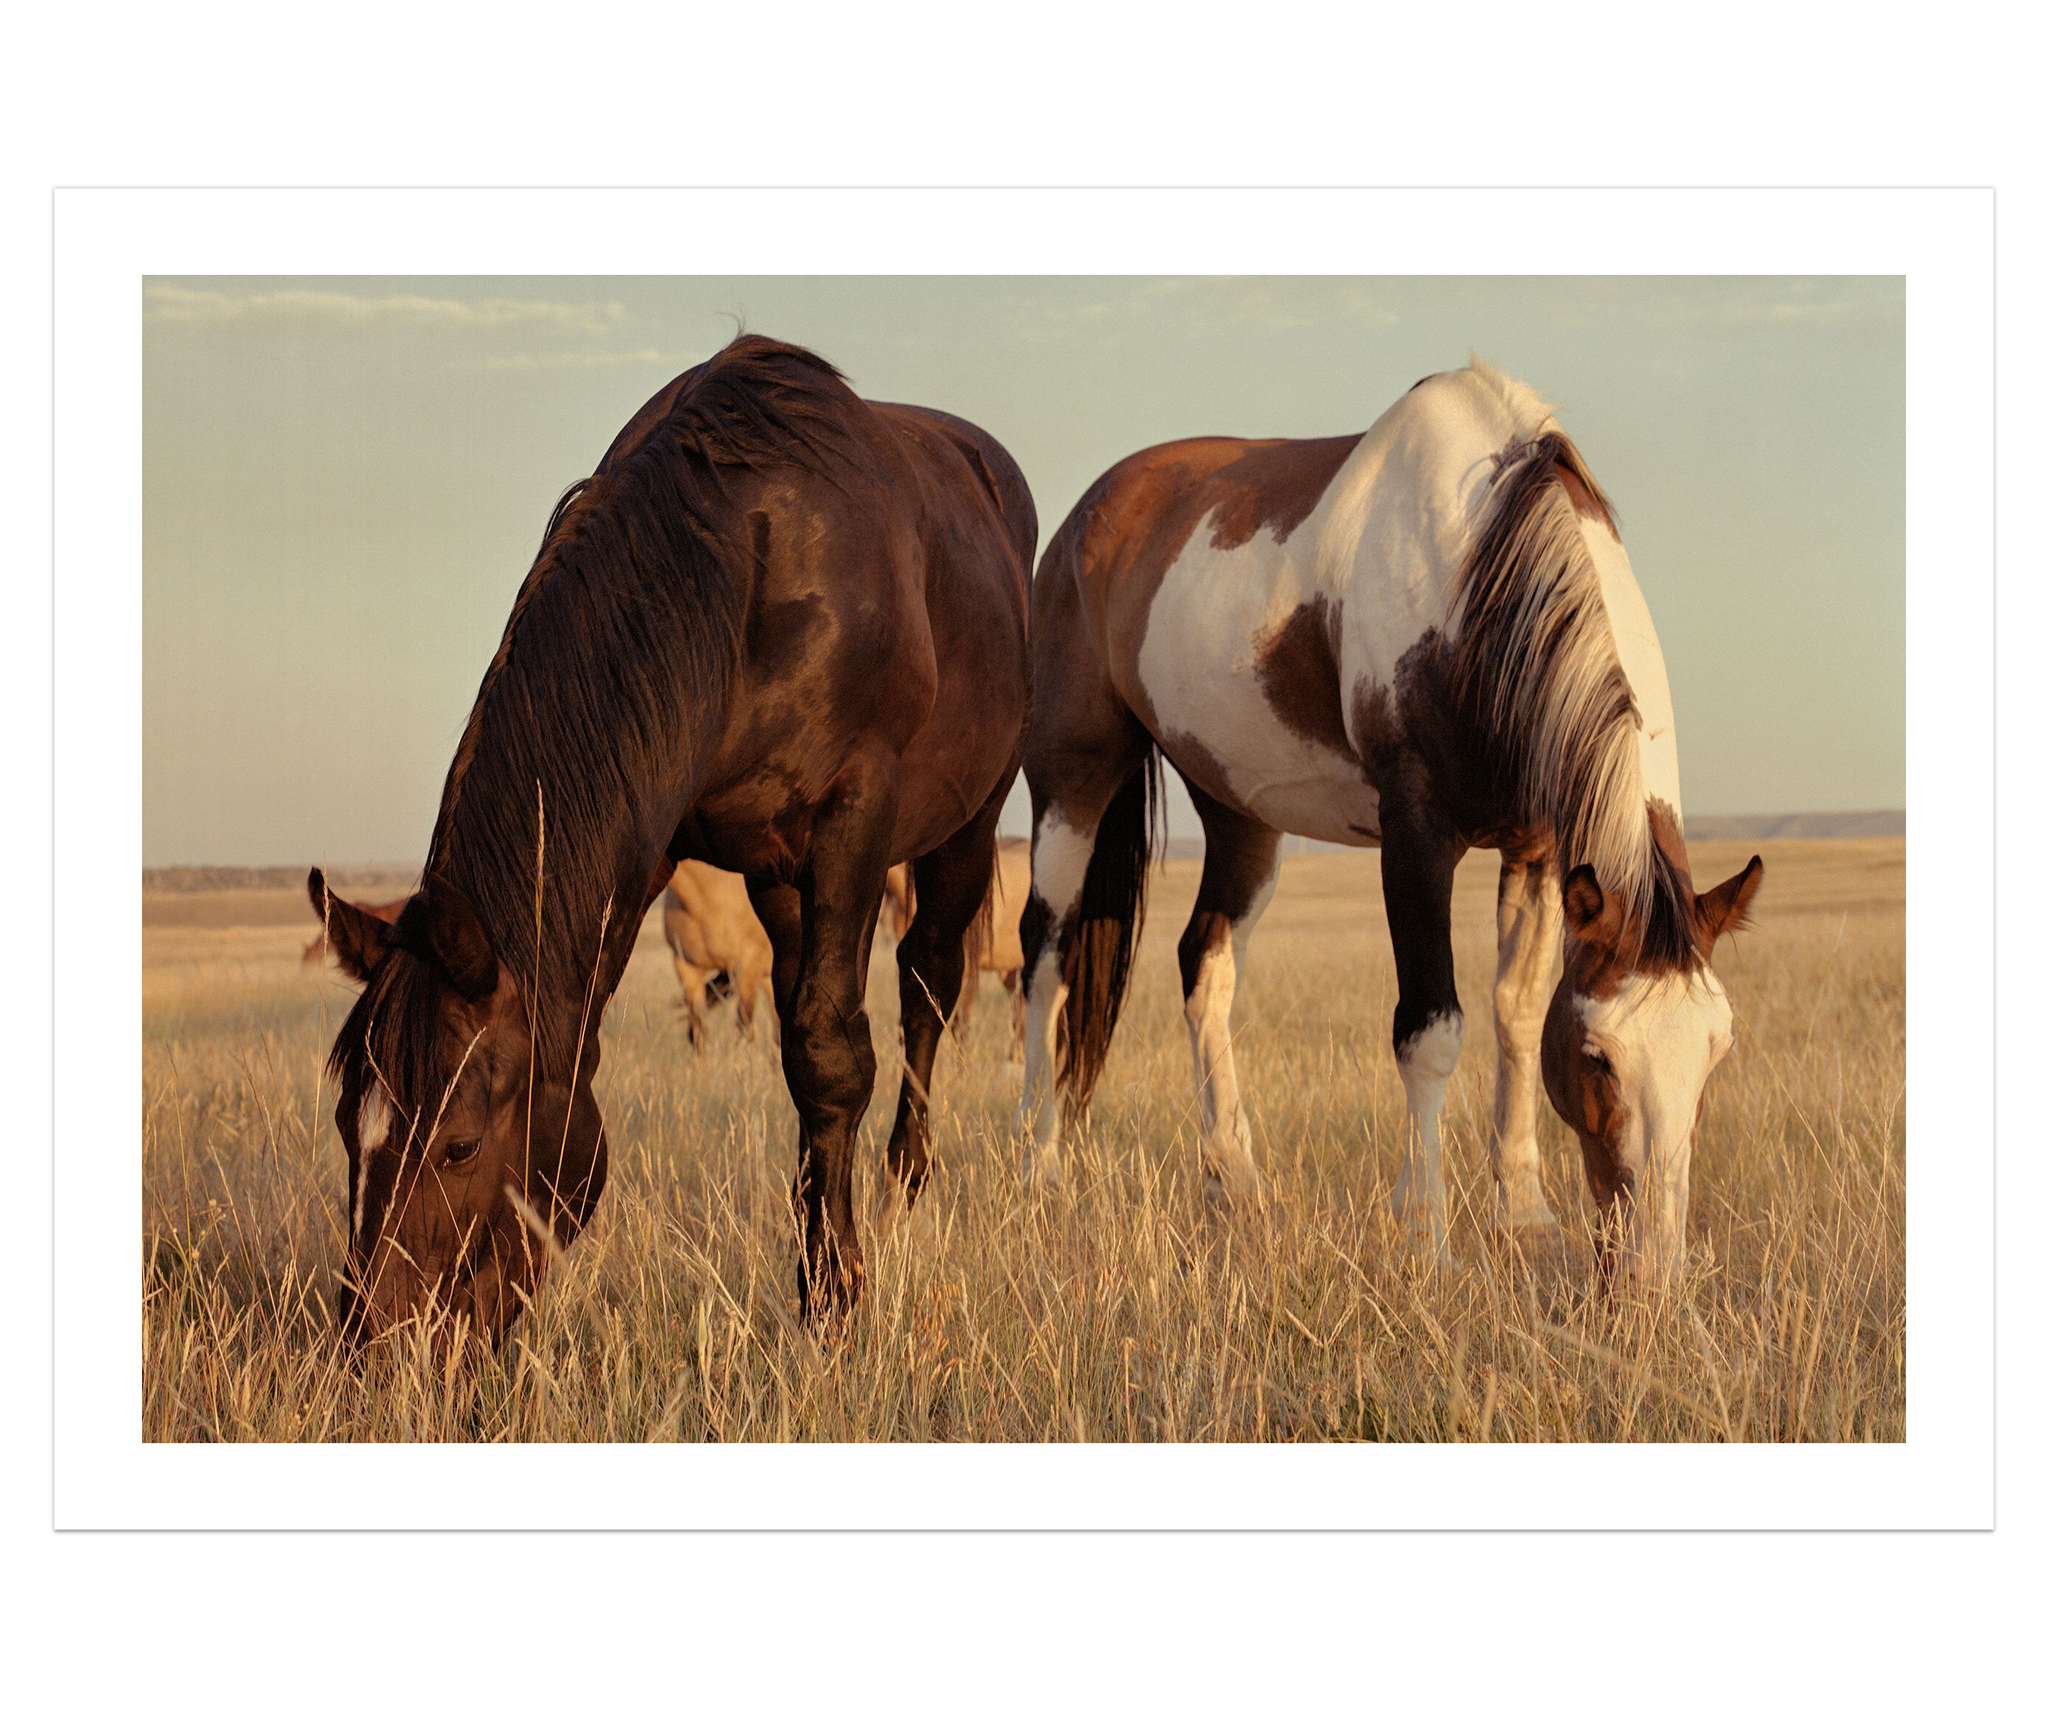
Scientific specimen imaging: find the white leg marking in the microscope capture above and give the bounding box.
[1013,809,1097,1185]
[1183,871,1277,1205]
[1016,950,1070,1184]
[1490,860,1561,1232]
[1390,1013,1463,1250]
[1029,812,1095,920]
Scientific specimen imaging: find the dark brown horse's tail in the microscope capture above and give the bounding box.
[1056,746,1164,1116]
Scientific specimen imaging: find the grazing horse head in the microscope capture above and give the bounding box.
[310,868,608,1345]
[1542,841,1763,1288]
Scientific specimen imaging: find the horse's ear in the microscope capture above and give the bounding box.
[307,867,398,983]
[411,874,500,1003]
[1695,855,1764,951]
[1561,864,1625,950]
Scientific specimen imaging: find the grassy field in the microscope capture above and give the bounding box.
[142,837,1903,1443]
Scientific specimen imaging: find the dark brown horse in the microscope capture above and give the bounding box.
[310,335,1034,1339]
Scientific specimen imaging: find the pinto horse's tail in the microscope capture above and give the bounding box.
[1055,745,1164,1118]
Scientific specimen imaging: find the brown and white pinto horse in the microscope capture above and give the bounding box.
[1017,362,1761,1286]
[311,335,1034,1337]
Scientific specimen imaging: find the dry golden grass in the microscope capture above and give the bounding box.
[142,837,1903,1443]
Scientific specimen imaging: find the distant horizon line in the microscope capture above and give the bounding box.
[142,808,1907,881]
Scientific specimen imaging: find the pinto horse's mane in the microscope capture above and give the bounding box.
[1445,362,1702,972]
[332,335,868,1105]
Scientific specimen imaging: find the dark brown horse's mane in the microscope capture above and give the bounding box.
[332,335,871,1101]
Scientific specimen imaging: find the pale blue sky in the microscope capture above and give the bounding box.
[142,275,1903,865]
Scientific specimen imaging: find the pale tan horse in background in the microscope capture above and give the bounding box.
[884,836,1030,1061]
[663,861,776,1049]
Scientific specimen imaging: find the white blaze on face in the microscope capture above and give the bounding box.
[1577,970,1733,1279]
[354,1087,391,1244]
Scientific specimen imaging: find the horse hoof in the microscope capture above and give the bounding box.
[1490,1217,1563,1250]
[872,1176,925,1236]
[1406,1226,1453,1267]
[1019,1149,1063,1192]
[1201,1161,1265,1215]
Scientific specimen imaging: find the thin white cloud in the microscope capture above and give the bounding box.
[459,348,709,373]
[1010,277,1404,343]
[1705,291,1900,333]
[1556,277,1902,338]
[144,283,630,337]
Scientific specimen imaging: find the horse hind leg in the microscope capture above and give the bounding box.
[1016,535,1160,1185]
[1014,738,1155,1187]
[1177,785,1282,1209]
[1490,838,1562,1236]
[882,794,1005,1225]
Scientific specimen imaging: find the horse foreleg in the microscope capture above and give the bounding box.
[1177,785,1281,1209]
[1490,839,1562,1235]
[761,773,893,1323]
[1381,801,1468,1256]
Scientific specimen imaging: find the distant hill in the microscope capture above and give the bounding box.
[1683,810,1904,841]
[1164,810,1907,861]
[144,864,421,894]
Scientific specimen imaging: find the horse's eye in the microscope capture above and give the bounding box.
[442,1138,482,1167]
[1582,1046,1612,1074]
